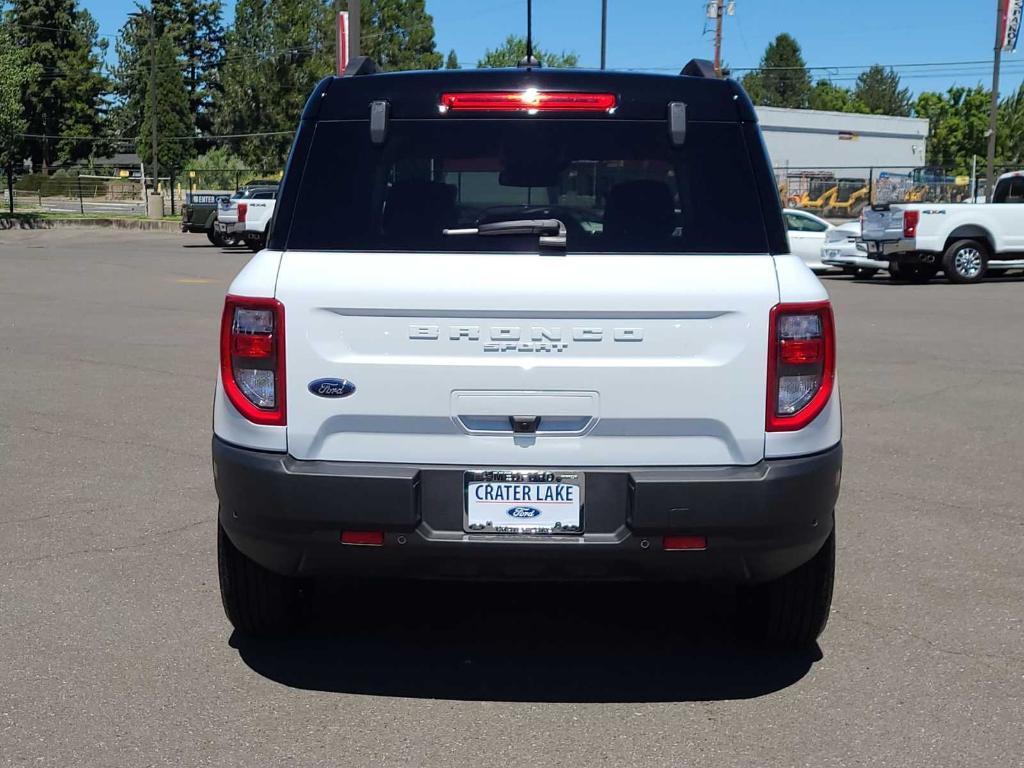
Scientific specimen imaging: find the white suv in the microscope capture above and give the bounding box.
[213,59,842,648]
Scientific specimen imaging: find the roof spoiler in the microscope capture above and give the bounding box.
[343,56,378,77]
[680,59,719,79]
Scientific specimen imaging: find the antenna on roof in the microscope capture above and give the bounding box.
[518,0,540,68]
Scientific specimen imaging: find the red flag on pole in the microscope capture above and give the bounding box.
[337,12,349,75]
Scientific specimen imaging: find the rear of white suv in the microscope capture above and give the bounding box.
[213,61,842,648]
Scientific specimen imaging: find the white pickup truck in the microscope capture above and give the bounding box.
[862,170,1024,283]
[214,185,278,251]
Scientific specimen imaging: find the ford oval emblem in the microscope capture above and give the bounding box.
[507,506,542,519]
[308,378,356,398]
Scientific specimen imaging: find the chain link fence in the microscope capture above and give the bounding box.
[2,164,280,217]
[774,164,1022,220]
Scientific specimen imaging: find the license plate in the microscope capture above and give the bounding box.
[464,470,583,534]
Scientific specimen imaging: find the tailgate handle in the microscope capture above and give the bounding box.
[510,416,542,434]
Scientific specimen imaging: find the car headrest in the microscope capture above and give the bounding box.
[603,180,676,242]
[382,180,457,243]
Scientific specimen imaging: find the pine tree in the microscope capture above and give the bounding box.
[111,1,223,142]
[138,32,195,179]
[854,65,912,117]
[741,34,811,109]
[344,0,443,71]
[0,22,35,167]
[809,81,858,113]
[215,0,330,169]
[478,35,579,68]
[6,0,108,168]
[445,49,459,69]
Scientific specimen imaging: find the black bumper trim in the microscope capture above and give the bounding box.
[213,437,841,583]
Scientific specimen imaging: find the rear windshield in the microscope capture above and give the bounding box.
[284,119,769,254]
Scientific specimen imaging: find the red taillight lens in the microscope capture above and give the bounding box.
[220,295,285,426]
[902,209,919,238]
[440,91,617,113]
[767,301,835,432]
[237,202,247,223]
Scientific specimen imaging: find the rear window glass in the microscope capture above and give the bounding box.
[285,119,769,254]
[993,176,1024,203]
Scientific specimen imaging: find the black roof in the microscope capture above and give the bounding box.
[302,67,757,124]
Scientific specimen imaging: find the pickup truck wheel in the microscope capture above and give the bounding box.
[206,230,223,246]
[217,520,309,635]
[943,239,988,284]
[737,529,835,649]
[854,267,878,280]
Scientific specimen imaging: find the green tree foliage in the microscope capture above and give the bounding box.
[215,0,330,168]
[477,35,579,68]
[6,0,108,168]
[809,80,859,113]
[445,49,459,69]
[0,22,35,166]
[138,33,195,177]
[344,0,443,71]
[740,34,811,109]
[111,1,224,140]
[914,86,991,173]
[184,146,248,188]
[853,65,912,116]
[997,83,1024,167]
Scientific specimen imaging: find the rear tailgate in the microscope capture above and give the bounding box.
[862,206,906,241]
[277,251,779,467]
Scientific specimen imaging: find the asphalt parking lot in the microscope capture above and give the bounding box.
[1,228,1022,767]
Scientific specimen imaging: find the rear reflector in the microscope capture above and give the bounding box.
[341,530,384,546]
[237,202,248,223]
[440,91,617,113]
[663,535,707,551]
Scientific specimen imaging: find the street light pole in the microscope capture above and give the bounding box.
[713,0,725,76]
[986,0,1004,202]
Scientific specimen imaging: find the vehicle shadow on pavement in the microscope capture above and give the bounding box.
[230,581,822,703]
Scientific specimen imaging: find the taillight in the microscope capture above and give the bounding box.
[902,209,919,238]
[237,203,247,223]
[220,295,285,426]
[439,91,617,113]
[766,302,835,432]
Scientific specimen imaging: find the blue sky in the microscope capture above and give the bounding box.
[82,0,1024,96]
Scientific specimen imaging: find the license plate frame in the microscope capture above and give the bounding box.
[464,470,584,534]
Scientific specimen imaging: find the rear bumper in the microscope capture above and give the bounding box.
[213,437,842,583]
[863,238,916,258]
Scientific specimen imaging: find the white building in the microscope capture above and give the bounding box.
[755,106,929,174]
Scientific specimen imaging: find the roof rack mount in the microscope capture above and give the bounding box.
[681,59,719,79]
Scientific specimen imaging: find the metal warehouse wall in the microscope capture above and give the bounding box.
[755,107,930,171]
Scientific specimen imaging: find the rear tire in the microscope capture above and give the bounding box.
[217,519,309,635]
[207,230,224,246]
[943,238,988,284]
[854,267,878,280]
[738,529,835,650]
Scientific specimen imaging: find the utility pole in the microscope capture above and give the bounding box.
[712,0,725,76]
[600,0,608,70]
[350,0,361,58]
[986,0,1004,202]
[148,10,159,193]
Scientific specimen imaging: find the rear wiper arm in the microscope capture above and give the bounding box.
[443,219,561,237]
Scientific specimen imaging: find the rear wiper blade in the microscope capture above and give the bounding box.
[443,219,562,237]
